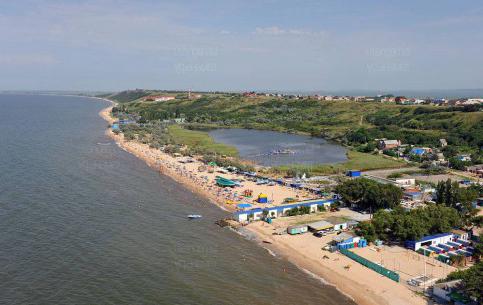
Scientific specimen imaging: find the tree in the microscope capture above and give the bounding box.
[436,179,478,222]
[317,205,326,212]
[449,254,466,267]
[356,221,377,242]
[472,242,483,262]
[335,178,402,211]
[444,262,482,303]
[357,204,462,242]
[449,156,471,170]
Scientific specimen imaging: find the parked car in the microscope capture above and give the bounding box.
[313,230,327,238]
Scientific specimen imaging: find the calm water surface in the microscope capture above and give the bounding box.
[208,129,347,166]
[0,94,355,305]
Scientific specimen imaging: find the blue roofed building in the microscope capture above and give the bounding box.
[405,233,453,251]
[410,147,432,156]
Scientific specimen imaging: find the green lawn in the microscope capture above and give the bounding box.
[168,125,238,157]
[272,150,406,175]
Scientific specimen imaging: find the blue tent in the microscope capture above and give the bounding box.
[237,203,252,209]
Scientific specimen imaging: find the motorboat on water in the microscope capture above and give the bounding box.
[271,149,295,155]
[187,214,202,219]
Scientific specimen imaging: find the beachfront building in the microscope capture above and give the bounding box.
[233,199,335,222]
[287,225,308,235]
[322,216,348,231]
[332,232,359,244]
[405,233,453,251]
[307,220,333,232]
[451,229,470,241]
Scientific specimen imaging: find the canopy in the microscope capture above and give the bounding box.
[215,176,236,187]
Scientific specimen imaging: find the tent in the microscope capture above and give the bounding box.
[257,193,268,203]
[215,176,236,187]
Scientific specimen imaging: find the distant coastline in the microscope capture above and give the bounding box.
[3,87,483,99]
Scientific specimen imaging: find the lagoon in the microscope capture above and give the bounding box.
[208,128,347,166]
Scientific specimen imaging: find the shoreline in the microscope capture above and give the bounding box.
[98,104,232,212]
[98,103,427,305]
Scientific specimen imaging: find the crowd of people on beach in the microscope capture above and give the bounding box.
[115,134,313,211]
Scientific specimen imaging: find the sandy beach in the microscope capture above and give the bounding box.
[99,104,433,305]
[246,218,450,305]
[99,105,314,211]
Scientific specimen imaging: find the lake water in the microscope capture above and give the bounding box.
[209,128,347,166]
[0,94,355,305]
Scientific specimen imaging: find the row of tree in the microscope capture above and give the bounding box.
[335,178,403,211]
[435,179,480,222]
[356,204,462,242]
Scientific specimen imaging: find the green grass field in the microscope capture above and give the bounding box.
[272,150,406,175]
[168,125,238,157]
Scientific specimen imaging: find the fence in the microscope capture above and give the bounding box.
[339,248,400,282]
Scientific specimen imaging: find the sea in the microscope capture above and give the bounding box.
[0,94,355,305]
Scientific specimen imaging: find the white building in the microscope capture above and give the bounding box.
[405,233,453,251]
[395,178,416,187]
[155,96,176,102]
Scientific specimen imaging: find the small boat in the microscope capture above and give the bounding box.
[187,214,202,219]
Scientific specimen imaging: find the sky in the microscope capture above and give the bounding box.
[0,0,482,92]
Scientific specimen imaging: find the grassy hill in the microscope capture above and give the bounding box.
[117,91,482,154]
